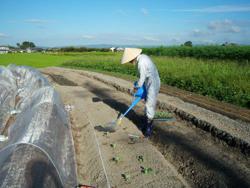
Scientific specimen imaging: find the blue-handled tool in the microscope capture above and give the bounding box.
[103,84,146,132]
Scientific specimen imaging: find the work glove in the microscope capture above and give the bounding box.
[134,87,144,98]
[133,81,139,94]
[133,81,147,99]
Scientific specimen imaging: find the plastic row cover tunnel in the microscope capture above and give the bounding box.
[0,65,77,188]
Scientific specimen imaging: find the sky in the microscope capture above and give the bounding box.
[0,0,250,47]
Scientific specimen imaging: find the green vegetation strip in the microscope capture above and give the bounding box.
[61,53,250,108]
[0,52,249,108]
[143,46,250,61]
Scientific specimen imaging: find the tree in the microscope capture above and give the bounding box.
[19,41,36,49]
[184,41,192,47]
[221,42,238,46]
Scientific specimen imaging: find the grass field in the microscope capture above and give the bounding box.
[0,53,75,68]
[0,52,249,108]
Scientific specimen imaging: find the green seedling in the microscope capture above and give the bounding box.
[103,132,108,136]
[137,155,144,162]
[112,156,121,163]
[110,143,116,148]
[155,111,173,119]
[141,166,153,174]
[121,173,130,181]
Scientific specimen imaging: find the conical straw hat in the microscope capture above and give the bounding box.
[121,48,142,64]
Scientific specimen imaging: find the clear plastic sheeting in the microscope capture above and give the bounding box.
[0,65,77,188]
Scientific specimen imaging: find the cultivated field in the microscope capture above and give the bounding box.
[1,56,249,187]
[41,67,250,187]
[1,52,249,108]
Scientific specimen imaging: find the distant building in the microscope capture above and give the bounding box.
[25,47,45,53]
[0,46,10,54]
[110,47,115,52]
[32,47,44,52]
[116,47,124,52]
[110,47,124,52]
[26,48,32,53]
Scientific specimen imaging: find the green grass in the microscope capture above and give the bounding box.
[0,52,249,108]
[0,53,70,68]
[154,57,250,107]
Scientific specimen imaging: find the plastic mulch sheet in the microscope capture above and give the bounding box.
[0,65,77,188]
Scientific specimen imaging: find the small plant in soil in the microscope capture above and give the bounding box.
[137,155,144,162]
[141,166,153,174]
[121,173,130,181]
[154,111,173,119]
[112,156,121,163]
[103,132,108,136]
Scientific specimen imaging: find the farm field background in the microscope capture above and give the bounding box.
[0,51,249,108]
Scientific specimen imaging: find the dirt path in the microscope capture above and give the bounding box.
[42,69,188,187]
[160,86,250,123]
[42,67,250,188]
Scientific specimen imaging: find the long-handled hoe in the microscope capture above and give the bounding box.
[103,85,146,132]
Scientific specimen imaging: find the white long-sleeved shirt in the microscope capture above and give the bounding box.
[136,54,160,90]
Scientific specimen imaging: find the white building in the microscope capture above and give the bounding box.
[116,47,124,52]
[26,48,32,53]
[110,47,115,52]
[110,47,124,52]
[0,46,10,54]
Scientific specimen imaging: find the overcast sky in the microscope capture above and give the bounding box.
[1,0,250,46]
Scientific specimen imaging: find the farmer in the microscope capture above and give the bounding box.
[121,48,161,137]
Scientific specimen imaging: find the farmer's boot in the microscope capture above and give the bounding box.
[139,115,146,132]
[144,117,153,137]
